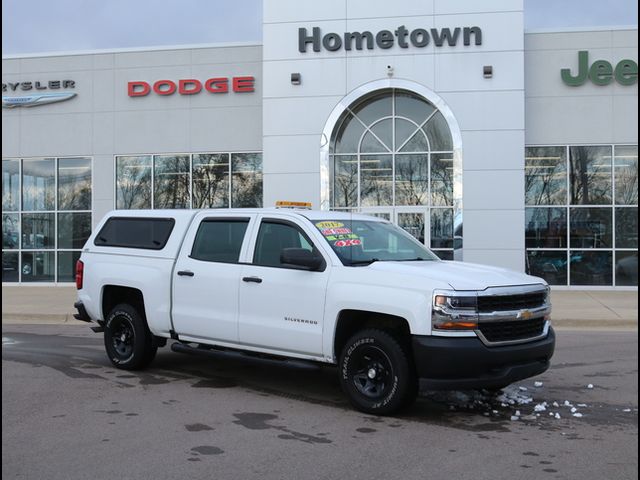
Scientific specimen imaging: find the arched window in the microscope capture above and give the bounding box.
[327,88,456,258]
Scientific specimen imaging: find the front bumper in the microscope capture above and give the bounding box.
[412,327,555,390]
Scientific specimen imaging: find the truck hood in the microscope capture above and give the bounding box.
[367,260,545,291]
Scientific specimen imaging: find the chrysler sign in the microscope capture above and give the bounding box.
[2,79,77,108]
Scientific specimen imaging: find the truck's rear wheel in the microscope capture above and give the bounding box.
[339,329,416,415]
[104,303,157,370]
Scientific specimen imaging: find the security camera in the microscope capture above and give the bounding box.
[386,65,394,76]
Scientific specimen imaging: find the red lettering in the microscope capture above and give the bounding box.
[233,76,255,92]
[178,79,202,95]
[205,78,229,93]
[128,81,150,97]
[153,80,177,95]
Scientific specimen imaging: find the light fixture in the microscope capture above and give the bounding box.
[483,66,493,78]
[291,73,301,85]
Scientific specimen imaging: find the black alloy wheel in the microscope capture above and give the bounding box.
[104,303,157,370]
[339,329,416,415]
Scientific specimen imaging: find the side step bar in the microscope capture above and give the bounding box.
[170,342,322,370]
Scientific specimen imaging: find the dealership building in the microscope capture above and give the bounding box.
[2,1,638,288]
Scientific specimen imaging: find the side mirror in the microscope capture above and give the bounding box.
[280,248,324,271]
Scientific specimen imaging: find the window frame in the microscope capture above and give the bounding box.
[188,217,251,265]
[251,218,326,271]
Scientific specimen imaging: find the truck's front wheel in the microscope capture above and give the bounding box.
[104,304,157,370]
[339,329,416,415]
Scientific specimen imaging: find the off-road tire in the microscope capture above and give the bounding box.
[339,329,416,415]
[104,303,157,370]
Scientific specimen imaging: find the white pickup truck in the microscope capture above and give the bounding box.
[74,208,555,414]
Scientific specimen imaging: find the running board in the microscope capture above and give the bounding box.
[170,342,321,370]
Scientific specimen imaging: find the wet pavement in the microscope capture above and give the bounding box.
[2,325,638,480]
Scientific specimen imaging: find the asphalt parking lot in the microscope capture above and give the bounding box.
[2,325,638,480]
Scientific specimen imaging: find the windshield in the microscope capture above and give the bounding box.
[313,219,440,266]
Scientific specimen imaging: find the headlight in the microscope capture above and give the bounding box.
[432,290,479,331]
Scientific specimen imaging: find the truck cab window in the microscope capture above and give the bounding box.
[190,219,249,263]
[253,221,313,267]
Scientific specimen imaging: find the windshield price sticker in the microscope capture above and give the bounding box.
[334,239,362,247]
[316,221,344,229]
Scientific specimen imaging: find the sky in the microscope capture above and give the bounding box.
[2,0,637,55]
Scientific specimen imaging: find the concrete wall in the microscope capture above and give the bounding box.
[262,0,526,270]
[525,28,638,145]
[2,44,263,226]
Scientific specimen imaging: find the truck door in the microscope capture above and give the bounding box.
[172,213,255,344]
[238,217,330,357]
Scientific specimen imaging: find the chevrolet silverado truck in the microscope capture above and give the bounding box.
[74,208,555,415]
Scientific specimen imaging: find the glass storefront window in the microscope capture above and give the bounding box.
[22,213,55,249]
[431,208,454,249]
[22,158,55,211]
[615,251,638,287]
[525,208,567,248]
[614,145,638,205]
[115,155,152,209]
[526,250,568,286]
[115,152,263,211]
[2,159,20,211]
[570,146,612,205]
[21,251,55,282]
[395,154,428,206]
[2,157,92,283]
[525,147,567,205]
[58,212,92,249]
[329,89,455,253]
[570,250,613,286]
[431,153,454,207]
[3,213,19,249]
[231,153,263,208]
[331,155,358,208]
[58,158,91,210]
[2,251,19,282]
[57,251,81,283]
[154,154,190,209]
[526,144,638,286]
[192,153,230,209]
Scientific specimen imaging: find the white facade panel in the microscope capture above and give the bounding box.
[463,209,525,250]
[612,95,639,144]
[19,113,93,157]
[19,55,93,73]
[92,112,115,155]
[346,54,435,92]
[347,0,434,19]
[263,58,347,98]
[433,12,524,52]
[263,96,343,136]
[189,106,263,152]
[262,135,321,174]
[461,130,525,171]
[464,170,524,211]
[525,95,614,145]
[463,249,526,271]
[263,172,321,209]
[441,90,525,131]
[113,49,192,69]
[435,51,524,92]
[113,109,191,154]
[1,115,20,157]
[434,0,522,15]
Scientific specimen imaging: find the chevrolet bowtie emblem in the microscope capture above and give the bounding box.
[519,310,533,320]
[2,92,77,108]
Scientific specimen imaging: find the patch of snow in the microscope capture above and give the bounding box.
[572,413,583,418]
[587,384,594,389]
[534,381,544,388]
